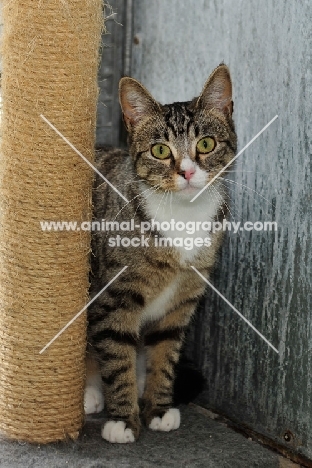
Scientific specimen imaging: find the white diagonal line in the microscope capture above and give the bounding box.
[191,266,278,353]
[39,266,128,354]
[40,114,129,203]
[190,115,278,202]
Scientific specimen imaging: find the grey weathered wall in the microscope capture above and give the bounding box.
[131,0,312,460]
[97,0,131,147]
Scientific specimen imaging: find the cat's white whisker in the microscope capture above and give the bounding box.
[209,185,239,221]
[205,186,222,216]
[209,185,235,219]
[98,185,160,245]
[209,186,229,220]
[97,186,157,246]
[217,179,263,219]
[124,177,149,186]
[152,189,167,220]
[133,185,161,219]
[146,188,168,241]
[114,185,155,218]
[220,177,275,208]
[225,170,262,174]
[164,190,170,212]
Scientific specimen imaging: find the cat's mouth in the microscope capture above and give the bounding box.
[180,183,201,192]
[175,182,206,200]
[177,176,207,192]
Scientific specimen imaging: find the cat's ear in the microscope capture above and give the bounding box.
[119,77,160,130]
[196,64,233,116]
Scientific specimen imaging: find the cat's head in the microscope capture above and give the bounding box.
[119,64,237,197]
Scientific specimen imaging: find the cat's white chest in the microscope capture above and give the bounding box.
[140,277,180,326]
[143,186,221,263]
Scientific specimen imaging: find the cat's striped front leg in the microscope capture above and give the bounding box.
[92,325,141,443]
[141,287,201,432]
[141,326,185,432]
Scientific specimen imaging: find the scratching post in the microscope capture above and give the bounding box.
[0,1,103,442]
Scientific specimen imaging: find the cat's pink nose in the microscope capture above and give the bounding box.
[180,168,195,181]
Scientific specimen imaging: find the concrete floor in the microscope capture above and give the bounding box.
[0,404,301,468]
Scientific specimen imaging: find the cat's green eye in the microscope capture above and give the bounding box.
[196,137,215,154]
[151,144,171,160]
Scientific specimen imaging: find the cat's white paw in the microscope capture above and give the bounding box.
[102,420,135,443]
[149,408,180,432]
[84,385,104,414]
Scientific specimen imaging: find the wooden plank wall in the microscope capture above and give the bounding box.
[130,0,312,460]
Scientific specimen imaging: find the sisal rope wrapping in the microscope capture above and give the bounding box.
[0,1,103,443]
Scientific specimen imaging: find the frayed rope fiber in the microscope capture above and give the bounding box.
[0,1,103,443]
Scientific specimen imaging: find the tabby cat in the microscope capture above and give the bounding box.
[84,64,237,443]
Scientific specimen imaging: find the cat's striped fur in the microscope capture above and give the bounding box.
[85,64,237,443]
